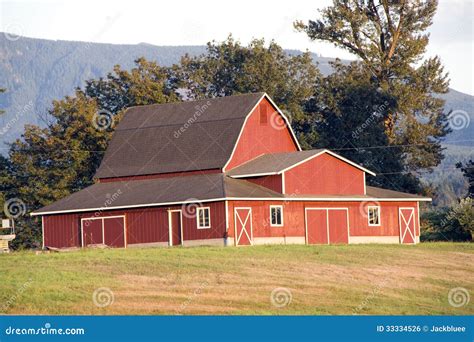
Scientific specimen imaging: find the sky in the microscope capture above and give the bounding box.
[1,0,473,95]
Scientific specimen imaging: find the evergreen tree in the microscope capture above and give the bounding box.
[456,160,474,198]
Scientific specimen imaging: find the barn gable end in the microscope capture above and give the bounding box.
[283,152,366,195]
[223,97,300,171]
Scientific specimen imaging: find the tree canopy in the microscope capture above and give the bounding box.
[296,0,450,173]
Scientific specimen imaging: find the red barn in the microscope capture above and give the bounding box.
[32,93,430,248]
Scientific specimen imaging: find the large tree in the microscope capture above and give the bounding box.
[308,61,422,192]
[296,0,450,172]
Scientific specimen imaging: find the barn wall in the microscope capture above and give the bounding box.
[42,201,227,248]
[244,175,283,193]
[43,214,81,248]
[225,98,299,171]
[227,200,419,240]
[284,153,365,195]
[180,201,227,240]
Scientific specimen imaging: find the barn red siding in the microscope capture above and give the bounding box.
[227,200,419,241]
[98,169,221,183]
[284,153,365,195]
[225,98,299,171]
[243,175,283,193]
[180,201,227,240]
[43,214,81,248]
[42,201,227,248]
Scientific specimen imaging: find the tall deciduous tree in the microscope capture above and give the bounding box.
[84,57,179,115]
[296,0,450,172]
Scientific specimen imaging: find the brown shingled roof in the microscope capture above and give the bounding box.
[31,173,283,215]
[227,150,325,176]
[31,175,430,216]
[94,93,266,179]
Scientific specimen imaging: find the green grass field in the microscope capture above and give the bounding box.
[0,243,472,315]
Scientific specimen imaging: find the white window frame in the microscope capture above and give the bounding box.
[269,205,284,227]
[197,207,211,229]
[368,206,381,226]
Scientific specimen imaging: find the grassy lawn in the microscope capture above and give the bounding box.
[0,243,472,315]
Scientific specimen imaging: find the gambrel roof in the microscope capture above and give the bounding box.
[94,92,300,179]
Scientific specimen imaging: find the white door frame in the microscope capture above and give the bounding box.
[398,207,416,244]
[234,207,253,246]
[80,215,126,248]
[168,209,183,246]
[304,208,350,245]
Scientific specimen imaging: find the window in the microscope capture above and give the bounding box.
[197,207,211,229]
[368,206,380,226]
[270,205,283,227]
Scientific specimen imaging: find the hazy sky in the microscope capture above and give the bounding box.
[1,0,473,94]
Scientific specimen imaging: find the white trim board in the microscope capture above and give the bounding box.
[32,196,431,216]
[234,207,253,246]
[398,207,417,245]
[167,209,183,246]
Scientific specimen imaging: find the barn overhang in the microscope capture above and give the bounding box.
[31,173,431,217]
